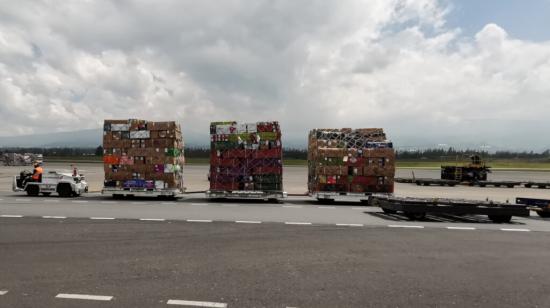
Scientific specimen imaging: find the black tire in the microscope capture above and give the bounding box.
[382,208,397,214]
[416,181,422,186]
[507,184,514,188]
[423,183,430,186]
[26,185,39,196]
[524,184,532,188]
[488,215,512,223]
[537,211,550,218]
[404,212,426,220]
[479,184,486,187]
[57,183,73,198]
[112,194,125,199]
[267,198,279,204]
[494,184,501,188]
[42,192,51,197]
[448,184,456,187]
[539,185,547,189]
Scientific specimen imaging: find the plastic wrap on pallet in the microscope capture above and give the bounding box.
[308,128,395,194]
[209,121,283,192]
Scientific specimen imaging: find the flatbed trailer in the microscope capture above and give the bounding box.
[523,182,550,189]
[469,181,521,188]
[206,190,287,201]
[414,178,459,187]
[516,197,550,217]
[309,191,378,203]
[370,195,529,223]
[102,187,185,199]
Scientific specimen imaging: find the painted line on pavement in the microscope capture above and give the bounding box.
[187,219,212,223]
[90,217,115,220]
[43,200,60,203]
[236,220,262,224]
[191,203,207,206]
[318,206,335,209]
[501,228,531,232]
[101,201,117,204]
[285,222,312,225]
[0,290,8,295]
[1,215,23,218]
[15,199,31,202]
[162,202,176,205]
[72,200,88,203]
[388,225,425,229]
[55,293,113,301]
[221,204,239,207]
[447,226,476,230]
[282,205,302,208]
[336,223,363,227]
[43,216,66,219]
[167,299,227,307]
[139,218,166,221]
[351,207,366,210]
[0,199,4,201]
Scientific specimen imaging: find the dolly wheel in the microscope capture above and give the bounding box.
[57,183,73,198]
[404,212,426,220]
[537,211,550,218]
[26,185,39,196]
[488,215,512,223]
[42,192,51,197]
[382,208,397,214]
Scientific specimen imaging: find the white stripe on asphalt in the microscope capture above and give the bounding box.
[0,199,4,201]
[191,203,206,206]
[56,293,113,301]
[285,222,312,225]
[1,215,23,218]
[167,299,227,307]
[0,290,8,295]
[501,228,531,232]
[72,200,88,203]
[187,219,212,223]
[15,199,31,202]
[318,206,335,209]
[43,216,66,219]
[282,205,302,208]
[351,207,365,210]
[139,218,166,221]
[388,225,425,229]
[235,220,262,224]
[162,202,176,205]
[101,201,117,204]
[336,223,363,227]
[90,217,115,220]
[43,200,60,203]
[221,204,239,207]
[447,226,476,230]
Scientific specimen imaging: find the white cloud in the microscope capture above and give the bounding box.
[0,0,549,149]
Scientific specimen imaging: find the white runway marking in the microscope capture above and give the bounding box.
[336,223,363,227]
[187,219,212,223]
[318,206,335,209]
[15,199,31,202]
[42,216,66,219]
[285,222,312,225]
[221,204,239,207]
[351,207,365,210]
[0,290,8,295]
[72,200,88,203]
[388,225,425,229]
[43,200,60,203]
[162,202,176,205]
[236,220,262,224]
[139,218,166,221]
[501,228,531,232]
[101,201,117,204]
[56,293,113,301]
[282,205,302,208]
[191,203,206,206]
[90,217,115,220]
[1,215,23,218]
[447,226,476,230]
[0,199,4,201]
[167,299,227,307]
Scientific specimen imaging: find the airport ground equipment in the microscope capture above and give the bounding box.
[13,170,88,197]
[516,197,550,217]
[523,182,550,189]
[370,194,529,223]
[441,155,491,182]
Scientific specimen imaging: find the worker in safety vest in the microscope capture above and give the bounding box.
[31,162,43,182]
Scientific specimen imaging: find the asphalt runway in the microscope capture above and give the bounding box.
[2,218,550,308]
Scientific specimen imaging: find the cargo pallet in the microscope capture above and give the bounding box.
[102,187,185,198]
[206,190,287,200]
[414,178,459,187]
[309,191,381,202]
[516,197,550,217]
[523,182,550,189]
[370,194,530,223]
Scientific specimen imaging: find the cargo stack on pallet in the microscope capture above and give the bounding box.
[308,128,395,200]
[207,121,285,199]
[102,119,185,197]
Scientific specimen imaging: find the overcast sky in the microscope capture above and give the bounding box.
[1,0,549,150]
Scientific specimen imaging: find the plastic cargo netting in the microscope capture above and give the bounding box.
[102,119,185,190]
[209,121,283,192]
[308,128,395,194]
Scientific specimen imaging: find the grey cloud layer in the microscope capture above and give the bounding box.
[0,0,549,149]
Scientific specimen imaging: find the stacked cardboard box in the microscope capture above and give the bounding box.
[103,119,185,190]
[308,128,395,194]
[209,121,283,192]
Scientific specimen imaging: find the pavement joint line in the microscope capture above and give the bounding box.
[55,293,113,301]
[235,220,262,224]
[0,290,8,295]
[187,219,213,223]
[42,216,66,219]
[447,226,476,230]
[318,206,335,209]
[1,214,23,218]
[285,222,312,225]
[388,225,425,229]
[90,217,116,220]
[167,299,227,307]
[501,228,531,232]
[139,218,166,221]
[336,223,364,227]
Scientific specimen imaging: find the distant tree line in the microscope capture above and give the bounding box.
[1,146,549,161]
